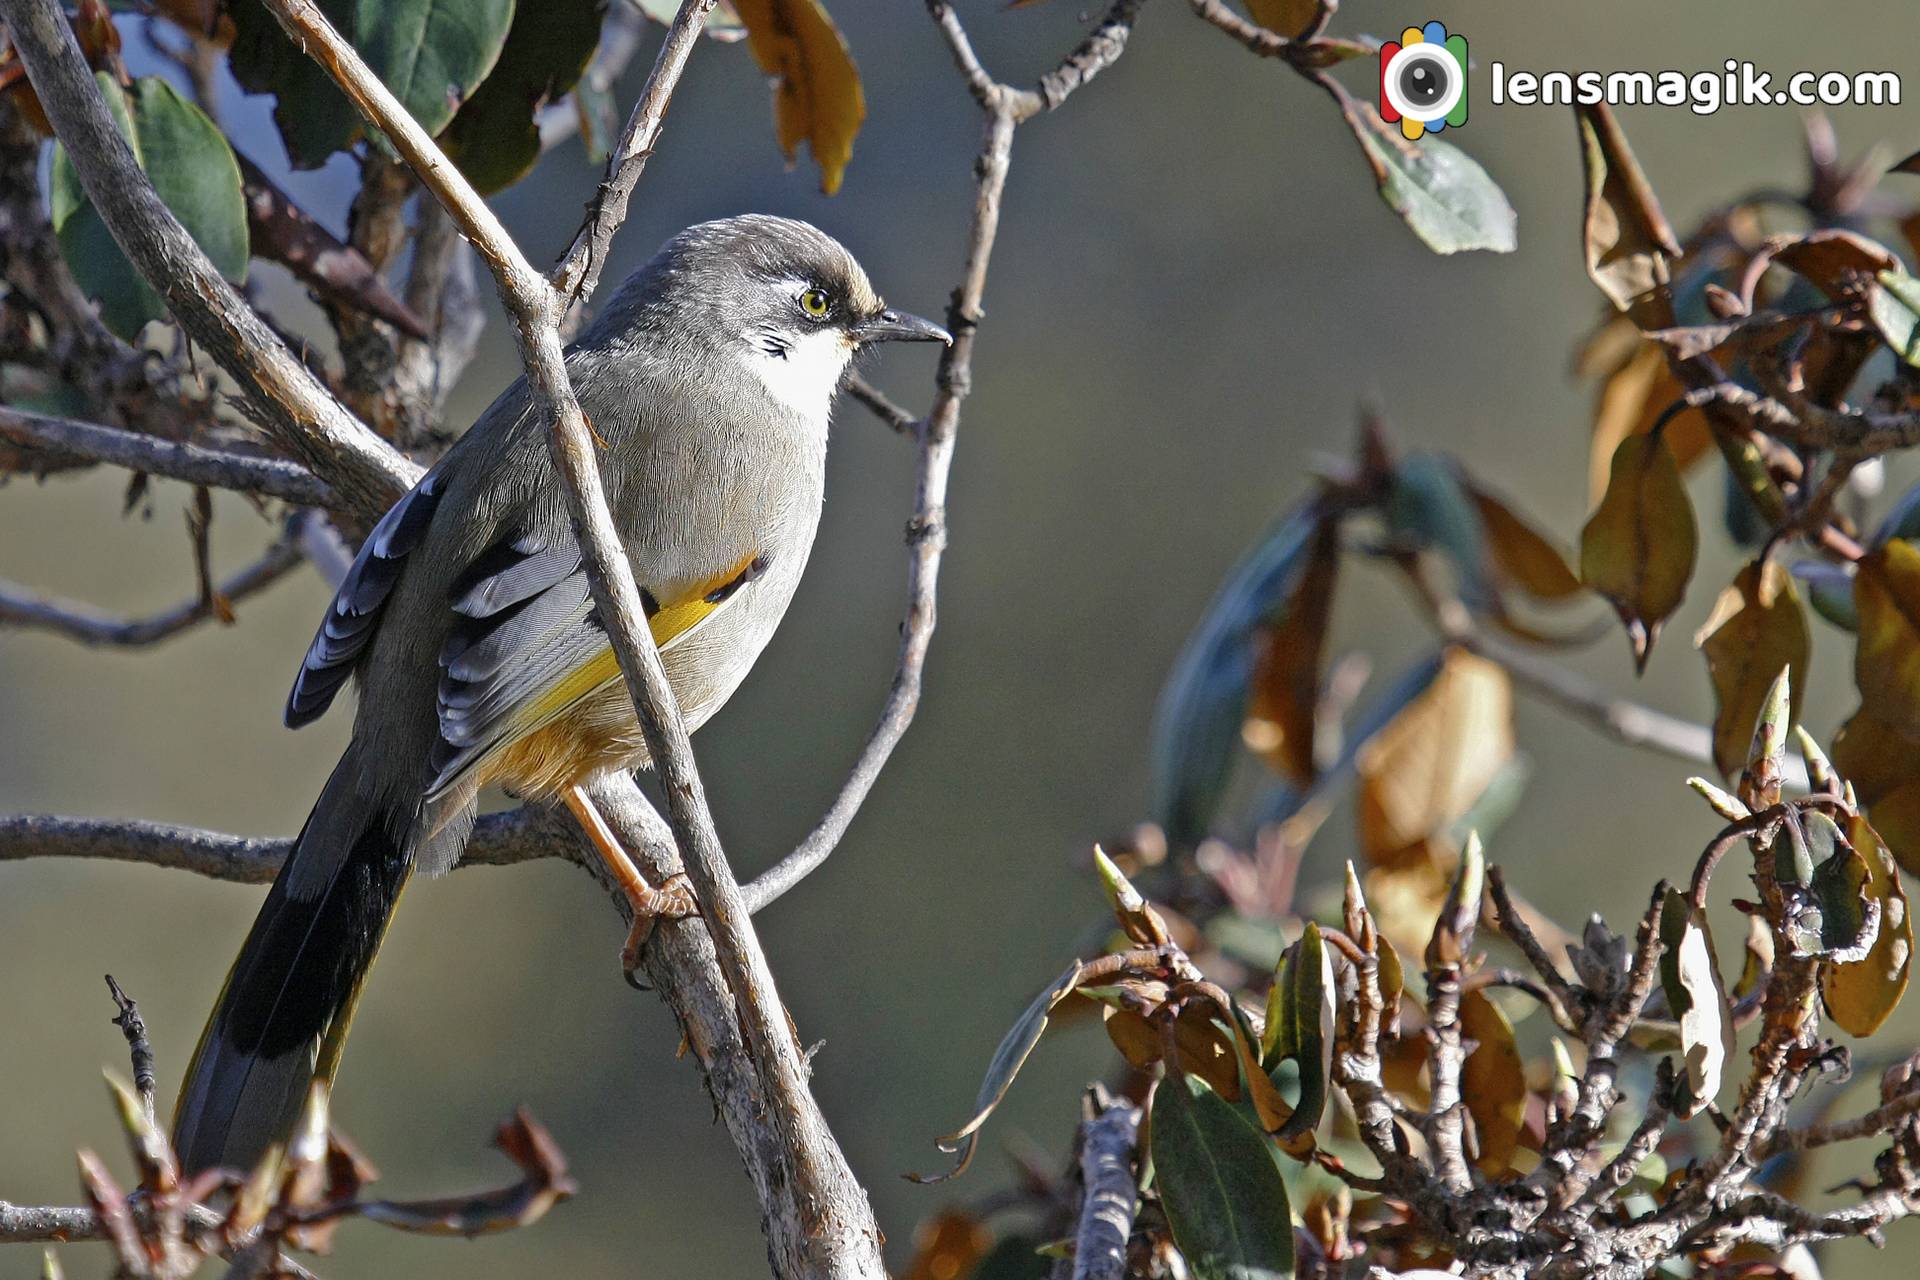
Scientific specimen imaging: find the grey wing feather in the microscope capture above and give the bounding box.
[286,470,445,728]
[426,530,607,796]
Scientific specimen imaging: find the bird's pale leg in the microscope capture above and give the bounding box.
[562,785,698,972]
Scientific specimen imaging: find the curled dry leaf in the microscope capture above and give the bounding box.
[1658,889,1734,1118]
[1458,988,1525,1176]
[1695,560,1810,780]
[1822,816,1913,1036]
[1576,102,1679,328]
[1770,228,1901,300]
[1580,433,1698,672]
[734,0,865,195]
[1241,0,1319,38]
[1358,650,1514,872]
[1465,481,1582,603]
[916,960,1085,1183]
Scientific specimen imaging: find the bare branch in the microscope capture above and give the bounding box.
[0,0,418,516]
[0,407,332,506]
[550,0,717,308]
[842,372,919,435]
[0,532,305,646]
[745,0,1144,913]
[1066,1091,1142,1280]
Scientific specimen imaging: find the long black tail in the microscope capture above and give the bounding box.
[173,757,412,1175]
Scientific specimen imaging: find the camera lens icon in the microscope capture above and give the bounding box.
[1386,45,1459,121]
[1378,22,1469,140]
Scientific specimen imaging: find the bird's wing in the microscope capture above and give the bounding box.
[424,529,765,799]
[286,469,445,728]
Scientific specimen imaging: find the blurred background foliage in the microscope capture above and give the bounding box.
[2,0,1916,1274]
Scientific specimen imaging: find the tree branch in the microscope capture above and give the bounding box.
[0,0,418,518]
[0,531,305,647]
[549,0,716,309]
[743,0,1145,913]
[0,407,332,506]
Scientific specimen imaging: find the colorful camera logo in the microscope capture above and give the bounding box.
[1379,22,1468,140]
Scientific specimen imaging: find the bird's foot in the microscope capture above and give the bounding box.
[620,873,699,981]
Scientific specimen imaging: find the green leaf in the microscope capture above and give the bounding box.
[440,0,606,194]
[1823,816,1913,1035]
[915,960,1084,1183]
[1259,924,1332,1140]
[229,0,516,168]
[1151,501,1321,847]
[1869,269,1920,366]
[51,75,247,340]
[1150,1074,1296,1280]
[1348,114,1516,255]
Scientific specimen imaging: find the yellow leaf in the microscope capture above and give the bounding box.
[1822,817,1913,1036]
[1247,515,1340,783]
[1459,989,1525,1176]
[1580,433,1697,671]
[1832,707,1920,876]
[1467,484,1582,602]
[1694,560,1810,779]
[1357,650,1514,871]
[1854,539,1920,739]
[1242,0,1319,37]
[733,0,864,194]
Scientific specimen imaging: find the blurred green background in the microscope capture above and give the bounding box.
[3,1,1916,1274]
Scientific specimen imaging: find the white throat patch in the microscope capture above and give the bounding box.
[744,326,853,424]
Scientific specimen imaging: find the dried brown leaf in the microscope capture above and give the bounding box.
[1580,432,1698,671]
[1695,560,1810,779]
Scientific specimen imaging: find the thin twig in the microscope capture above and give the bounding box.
[842,372,919,435]
[103,976,156,1123]
[550,0,717,308]
[744,0,1147,913]
[0,533,305,647]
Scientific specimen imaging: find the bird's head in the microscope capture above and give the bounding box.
[600,214,949,423]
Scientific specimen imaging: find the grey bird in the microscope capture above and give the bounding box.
[173,214,950,1174]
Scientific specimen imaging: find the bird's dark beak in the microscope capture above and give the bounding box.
[855,309,952,346]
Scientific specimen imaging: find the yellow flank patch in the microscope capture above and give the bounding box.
[493,551,765,762]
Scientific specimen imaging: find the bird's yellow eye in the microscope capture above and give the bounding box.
[799,288,830,318]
